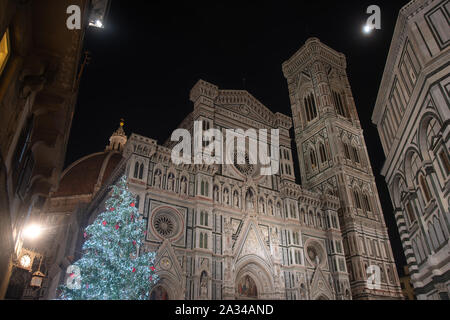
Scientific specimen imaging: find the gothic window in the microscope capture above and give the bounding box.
[0,29,10,75]
[133,162,139,179]
[332,91,349,118]
[352,146,360,164]
[199,232,208,249]
[319,143,327,164]
[419,174,432,204]
[310,149,318,171]
[304,93,318,122]
[139,163,144,179]
[295,251,301,264]
[353,190,362,209]
[200,211,208,226]
[200,180,209,196]
[362,193,372,212]
[293,232,300,245]
[343,142,351,160]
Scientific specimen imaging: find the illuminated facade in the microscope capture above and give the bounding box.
[45,39,403,300]
[372,0,450,300]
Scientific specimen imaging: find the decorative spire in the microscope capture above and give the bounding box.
[106,119,127,152]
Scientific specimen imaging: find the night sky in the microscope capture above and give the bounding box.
[66,0,410,275]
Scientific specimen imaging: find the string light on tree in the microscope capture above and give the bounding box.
[59,175,158,300]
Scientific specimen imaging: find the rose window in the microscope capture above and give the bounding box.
[151,208,183,241]
[154,216,175,237]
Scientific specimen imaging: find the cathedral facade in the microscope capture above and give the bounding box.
[44,38,403,300]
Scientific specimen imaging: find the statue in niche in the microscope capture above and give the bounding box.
[200,271,208,298]
[259,198,265,214]
[268,201,273,215]
[234,191,239,207]
[154,170,162,188]
[223,188,229,205]
[180,177,188,194]
[213,186,219,202]
[167,173,174,191]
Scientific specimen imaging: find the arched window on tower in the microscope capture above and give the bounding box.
[332,90,349,118]
[310,149,318,171]
[362,193,372,213]
[133,162,139,179]
[352,146,360,164]
[139,163,144,180]
[353,190,362,209]
[319,142,327,164]
[304,93,318,122]
[343,142,351,160]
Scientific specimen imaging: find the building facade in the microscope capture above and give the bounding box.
[372,0,449,300]
[46,39,403,300]
[0,0,109,300]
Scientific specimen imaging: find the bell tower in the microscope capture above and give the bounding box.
[282,38,403,299]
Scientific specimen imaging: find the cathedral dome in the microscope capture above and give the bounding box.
[52,151,122,198]
[52,120,127,198]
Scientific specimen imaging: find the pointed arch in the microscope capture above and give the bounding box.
[319,141,327,164]
[309,147,318,171]
[139,163,144,179]
[133,162,139,178]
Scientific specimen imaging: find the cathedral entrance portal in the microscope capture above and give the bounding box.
[234,257,276,300]
[150,285,169,300]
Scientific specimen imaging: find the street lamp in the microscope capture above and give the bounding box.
[22,224,42,240]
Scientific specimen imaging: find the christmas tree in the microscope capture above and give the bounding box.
[60,175,158,300]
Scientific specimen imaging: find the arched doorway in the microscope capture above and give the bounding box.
[234,256,275,299]
[150,285,169,300]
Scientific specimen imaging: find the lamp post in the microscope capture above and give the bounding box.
[19,222,47,293]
